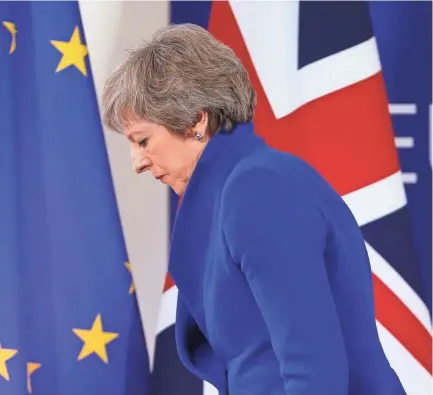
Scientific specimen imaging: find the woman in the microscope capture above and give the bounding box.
[102,23,406,395]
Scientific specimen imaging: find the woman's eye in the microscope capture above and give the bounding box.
[138,138,148,147]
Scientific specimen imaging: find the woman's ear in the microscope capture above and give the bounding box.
[185,111,210,140]
[193,111,209,134]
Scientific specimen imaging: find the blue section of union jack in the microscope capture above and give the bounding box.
[152,2,432,395]
[298,2,373,68]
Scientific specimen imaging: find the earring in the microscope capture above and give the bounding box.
[193,131,203,141]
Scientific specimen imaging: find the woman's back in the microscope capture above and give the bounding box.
[165,122,407,395]
[214,141,406,394]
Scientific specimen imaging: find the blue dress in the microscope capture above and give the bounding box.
[168,122,406,395]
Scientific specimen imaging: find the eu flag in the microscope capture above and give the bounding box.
[0,2,150,394]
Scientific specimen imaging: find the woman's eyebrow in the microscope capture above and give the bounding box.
[128,128,148,142]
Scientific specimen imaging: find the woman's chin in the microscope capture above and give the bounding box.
[170,181,186,196]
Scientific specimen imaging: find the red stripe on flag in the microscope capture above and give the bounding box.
[373,274,432,373]
[164,273,175,292]
[208,2,400,196]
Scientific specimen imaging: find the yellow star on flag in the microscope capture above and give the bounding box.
[125,261,135,294]
[73,314,119,363]
[0,344,18,381]
[27,362,41,393]
[50,26,88,76]
[2,21,17,54]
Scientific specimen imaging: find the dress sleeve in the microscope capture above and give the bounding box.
[222,167,348,395]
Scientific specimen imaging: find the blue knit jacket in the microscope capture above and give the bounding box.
[168,122,406,395]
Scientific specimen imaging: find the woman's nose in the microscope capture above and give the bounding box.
[134,160,149,174]
[132,152,150,174]
[131,145,150,174]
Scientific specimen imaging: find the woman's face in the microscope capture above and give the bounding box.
[122,113,209,196]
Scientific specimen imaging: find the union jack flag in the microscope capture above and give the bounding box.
[151,2,432,395]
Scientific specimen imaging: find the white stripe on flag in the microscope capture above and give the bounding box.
[229,0,381,119]
[376,322,432,395]
[203,381,219,395]
[366,242,431,332]
[156,286,178,335]
[342,171,407,227]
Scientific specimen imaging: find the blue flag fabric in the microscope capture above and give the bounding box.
[0,2,150,394]
[369,1,432,312]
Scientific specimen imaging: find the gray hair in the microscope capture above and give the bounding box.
[102,23,256,136]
